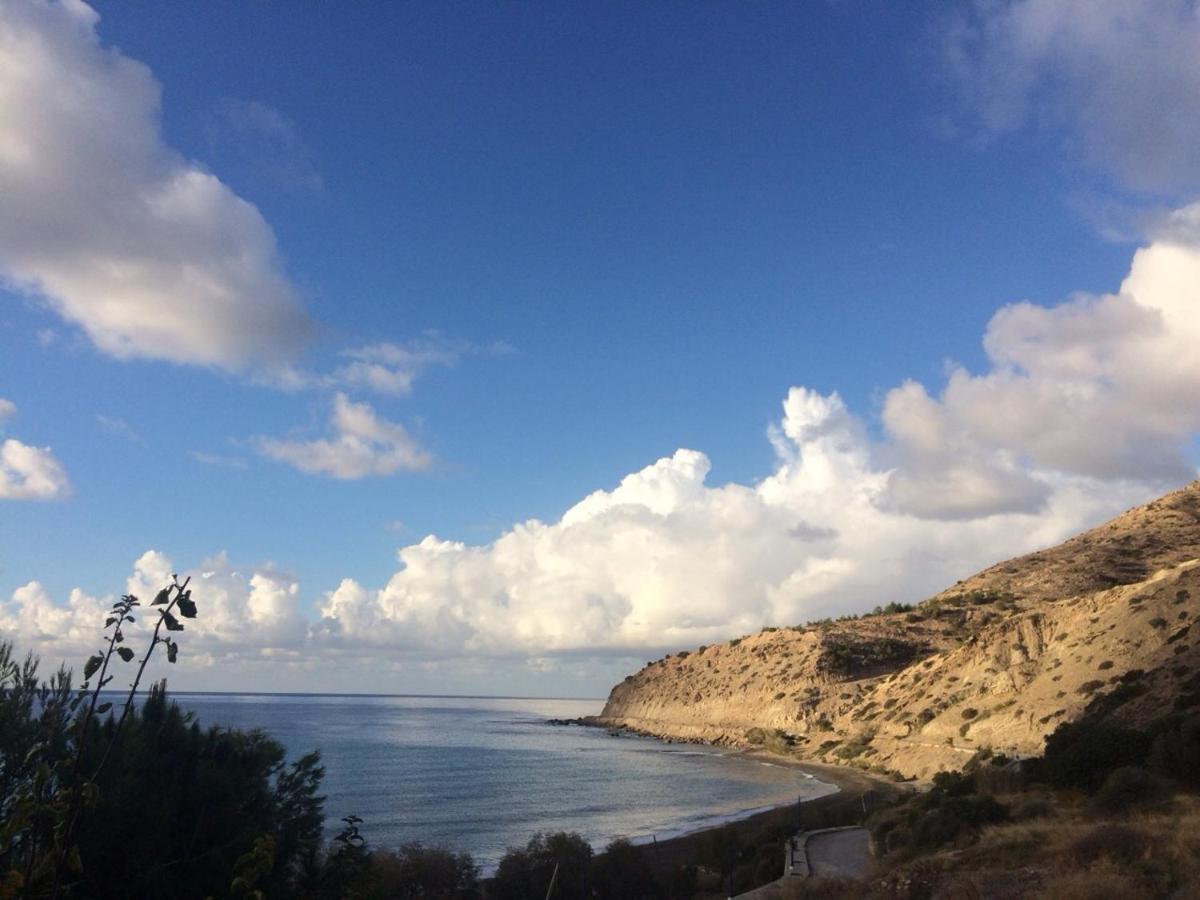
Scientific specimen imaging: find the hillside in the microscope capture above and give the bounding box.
[594,481,1200,779]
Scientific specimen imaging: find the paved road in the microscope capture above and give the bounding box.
[806,827,871,879]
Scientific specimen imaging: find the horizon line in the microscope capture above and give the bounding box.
[100,689,608,702]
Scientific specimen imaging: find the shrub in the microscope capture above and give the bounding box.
[1148,713,1200,786]
[1089,767,1173,815]
[961,708,978,720]
[1068,823,1153,866]
[364,843,478,899]
[493,832,593,900]
[1037,718,1154,789]
[590,838,658,900]
[1010,796,1054,821]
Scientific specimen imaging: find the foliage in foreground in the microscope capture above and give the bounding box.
[0,580,490,900]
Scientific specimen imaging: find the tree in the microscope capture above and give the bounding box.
[492,832,593,900]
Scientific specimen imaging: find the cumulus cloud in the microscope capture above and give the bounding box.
[254,393,431,478]
[0,551,309,670]
[310,221,1200,656]
[882,215,1200,517]
[0,0,313,372]
[12,223,1198,667]
[0,581,109,655]
[0,398,69,501]
[943,0,1200,192]
[315,390,1144,658]
[6,226,1200,674]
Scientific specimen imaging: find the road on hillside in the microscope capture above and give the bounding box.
[807,828,871,879]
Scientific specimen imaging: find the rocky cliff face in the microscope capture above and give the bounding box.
[596,481,1200,780]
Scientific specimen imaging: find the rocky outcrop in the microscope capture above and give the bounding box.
[595,482,1200,780]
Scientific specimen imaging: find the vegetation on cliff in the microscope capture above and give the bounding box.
[597,481,1200,782]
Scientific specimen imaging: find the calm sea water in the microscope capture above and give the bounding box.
[171,693,835,870]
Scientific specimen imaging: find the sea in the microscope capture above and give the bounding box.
[170,692,836,871]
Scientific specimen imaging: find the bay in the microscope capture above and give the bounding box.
[172,692,835,871]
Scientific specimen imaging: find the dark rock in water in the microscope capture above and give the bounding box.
[545,717,589,726]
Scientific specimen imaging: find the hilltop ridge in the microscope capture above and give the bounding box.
[595,481,1200,779]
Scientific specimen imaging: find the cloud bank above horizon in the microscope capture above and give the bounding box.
[4,215,1198,673]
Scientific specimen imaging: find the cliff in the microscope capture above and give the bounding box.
[595,481,1200,779]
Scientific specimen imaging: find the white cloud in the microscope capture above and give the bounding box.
[0,581,109,655]
[268,335,515,396]
[5,227,1200,675]
[329,339,463,396]
[882,215,1200,517]
[0,398,69,501]
[1,551,309,674]
[313,222,1200,656]
[0,0,313,372]
[254,392,431,478]
[314,390,1143,658]
[944,0,1200,192]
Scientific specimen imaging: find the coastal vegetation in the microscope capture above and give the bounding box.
[0,589,694,898]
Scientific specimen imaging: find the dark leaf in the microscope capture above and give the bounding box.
[114,632,123,643]
[152,587,171,606]
[166,641,178,664]
[176,594,197,619]
[84,655,103,680]
[163,611,184,631]
[96,702,111,714]
[116,647,135,663]
[104,617,116,627]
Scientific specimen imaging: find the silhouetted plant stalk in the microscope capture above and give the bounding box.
[49,574,195,898]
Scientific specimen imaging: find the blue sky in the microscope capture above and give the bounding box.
[2,0,1198,695]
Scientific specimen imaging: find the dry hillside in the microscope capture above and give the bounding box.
[594,480,1200,779]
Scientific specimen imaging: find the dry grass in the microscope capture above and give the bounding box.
[869,793,1200,899]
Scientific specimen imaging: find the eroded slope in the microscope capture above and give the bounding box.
[596,481,1200,779]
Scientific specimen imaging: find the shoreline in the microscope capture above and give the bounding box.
[579,727,906,882]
